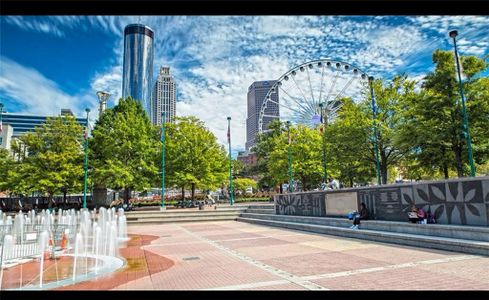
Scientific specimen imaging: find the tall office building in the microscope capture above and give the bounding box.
[122,24,154,120]
[152,67,176,125]
[245,80,279,150]
[0,109,88,152]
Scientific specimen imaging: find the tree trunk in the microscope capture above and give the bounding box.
[349,177,354,187]
[380,151,388,184]
[443,163,449,179]
[47,194,53,209]
[279,183,283,194]
[191,183,196,200]
[181,186,185,201]
[124,188,130,205]
[454,144,464,177]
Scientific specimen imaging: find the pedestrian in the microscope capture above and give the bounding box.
[350,202,369,229]
[328,177,340,190]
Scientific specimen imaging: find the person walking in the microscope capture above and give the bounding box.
[351,203,369,229]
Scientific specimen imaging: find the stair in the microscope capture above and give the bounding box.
[125,206,248,225]
[236,211,489,256]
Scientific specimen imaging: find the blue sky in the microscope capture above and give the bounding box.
[1,16,488,156]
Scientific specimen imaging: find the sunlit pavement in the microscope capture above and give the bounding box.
[59,221,489,290]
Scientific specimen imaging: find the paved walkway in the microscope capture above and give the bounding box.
[67,221,489,290]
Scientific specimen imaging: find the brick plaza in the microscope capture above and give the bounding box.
[57,221,489,290]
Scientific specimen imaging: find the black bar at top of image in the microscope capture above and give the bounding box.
[1,1,489,15]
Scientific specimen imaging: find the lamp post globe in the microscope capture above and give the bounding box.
[449,30,458,38]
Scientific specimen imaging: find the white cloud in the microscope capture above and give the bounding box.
[0,57,100,123]
[3,15,489,153]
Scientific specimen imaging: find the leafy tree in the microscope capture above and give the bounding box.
[89,97,159,203]
[165,116,228,200]
[325,98,375,186]
[233,177,257,193]
[395,50,489,177]
[16,116,85,205]
[267,124,323,191]
[253,120,288,191]
[0,148,15,193]
[366,75,415,184]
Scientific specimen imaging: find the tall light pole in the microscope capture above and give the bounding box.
[318,102,327,184]
[83,108,90,209]
[227,117,234,205]
[0,103,4,137]
[286,121,294,193]
[449,30,476,177]
[160,112,166,210]
[368,77,382,185]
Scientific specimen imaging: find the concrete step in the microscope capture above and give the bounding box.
[126,211,241,221]
[244,209,275,214]
[237,217,489,256]
[238,213,489,242]
[127,215,238,224]
[126,209,242,217]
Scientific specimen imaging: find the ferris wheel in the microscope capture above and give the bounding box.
[258,59,371,133]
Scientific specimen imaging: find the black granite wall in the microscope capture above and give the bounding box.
[274,176,489,226]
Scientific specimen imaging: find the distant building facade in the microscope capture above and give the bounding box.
[0,110,88,152]
[245,80,279,151]
[0,123,14,151]
[1,110,88,138]
[237,150,258,166]
[152,67,176,125]
[122,24,155,120]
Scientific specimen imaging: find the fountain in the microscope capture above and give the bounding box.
[0,207,128,290]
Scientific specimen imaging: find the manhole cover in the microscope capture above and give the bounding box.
[182,256,200,261]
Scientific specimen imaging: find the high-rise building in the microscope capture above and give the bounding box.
[0,109,88,152]
[245,80,279,150]
[152,67,176,125]
[122,24,154,120]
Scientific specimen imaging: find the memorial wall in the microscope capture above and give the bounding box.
[274,176,489,226]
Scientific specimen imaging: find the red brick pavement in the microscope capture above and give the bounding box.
[54,234,174,290]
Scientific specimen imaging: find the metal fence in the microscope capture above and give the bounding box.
[0,224,77,266]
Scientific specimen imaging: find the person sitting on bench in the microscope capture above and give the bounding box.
[408,205,426,224]
[350,202,369,229]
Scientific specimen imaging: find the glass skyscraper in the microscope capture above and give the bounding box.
[122,24,154,120]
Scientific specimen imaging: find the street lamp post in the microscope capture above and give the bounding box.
[318,102,327,184]
[227,117,234,206]
[449,30,476,177]
[0,103,4,137]
[368,77,382,185]
[160,112,166,210]
[286,121,294,193]
[83,108,90,209]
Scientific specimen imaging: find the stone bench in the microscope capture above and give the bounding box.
[237,216,489,256]
[238,213,489,243]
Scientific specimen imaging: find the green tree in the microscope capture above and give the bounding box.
[367,75,415,184]
[165,116,228,200]
[16,116,85,205]
[233,177,257,194]
[396,50,489,177]
[267,124,323,191]
[325,98,375,186]
[0,149,14,193]
[90,97,159,203]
